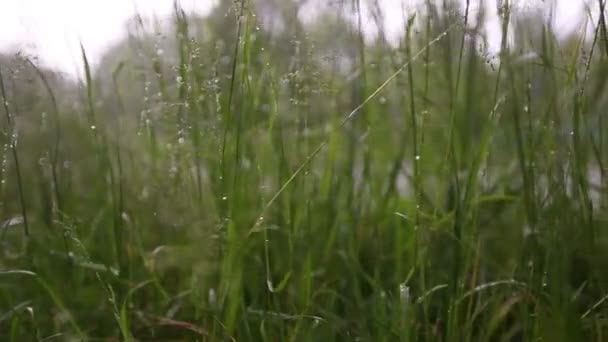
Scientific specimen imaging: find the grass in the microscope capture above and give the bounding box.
[1,0,608,340]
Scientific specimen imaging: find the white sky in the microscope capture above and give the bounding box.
[0,0,590,77]
[0,0,216,76]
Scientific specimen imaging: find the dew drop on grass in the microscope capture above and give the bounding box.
[415,155,421,161]
[208,288,217,306]
[313,318,320,327]
[222,196,228,201]
[41,112,47,130]
[90,125,96,130]
[399,283,411,305]
[10,132,19,146]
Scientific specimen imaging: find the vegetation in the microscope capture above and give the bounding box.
[1,0,608,340]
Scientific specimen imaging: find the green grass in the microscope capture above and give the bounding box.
[1,0,608,340]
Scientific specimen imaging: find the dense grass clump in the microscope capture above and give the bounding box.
[1,0,608,340]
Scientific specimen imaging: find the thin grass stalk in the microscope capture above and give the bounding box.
[220,0,246,218]
[111,62,127,277]
[130,13,159,164]
[597,0,608,56]
[404,13,421,340]
[80,44,98,133]
[354,0,370,214]
[25,59,63,217]
[81,45,122,278]
[174,4,206,205]
[220,0,249,335]
[582,2,608,197]
[0,68,29,236]
[23,59,74,262]
[445,1,471,339]
[421,1,433,338]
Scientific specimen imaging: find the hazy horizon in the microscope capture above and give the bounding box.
[0,0,589,77]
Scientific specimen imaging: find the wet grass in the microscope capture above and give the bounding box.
[1,0,608,340]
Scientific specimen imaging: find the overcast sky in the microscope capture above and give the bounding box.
[0,0,590,77]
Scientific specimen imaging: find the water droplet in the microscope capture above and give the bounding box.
[399,283,410,304]
[208,288,217,307]
[222,196,228,201]
[90,125,96,130]
[415,155,421,161]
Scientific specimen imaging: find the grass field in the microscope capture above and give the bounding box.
[1,0,608,340]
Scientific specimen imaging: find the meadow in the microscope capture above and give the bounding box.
[1,0,608,340]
